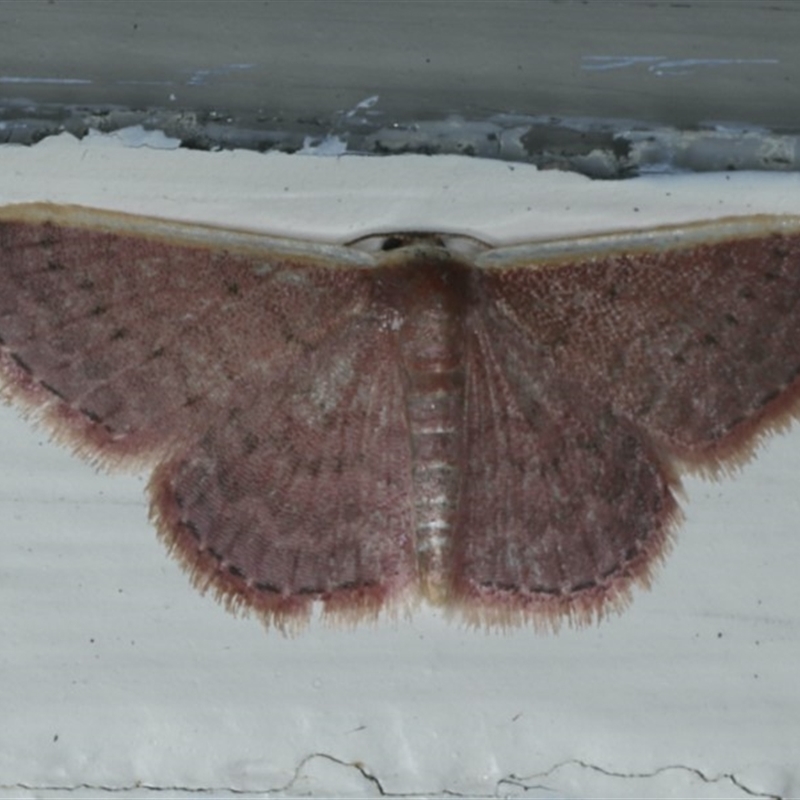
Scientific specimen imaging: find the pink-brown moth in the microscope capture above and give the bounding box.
[1,203,799,631]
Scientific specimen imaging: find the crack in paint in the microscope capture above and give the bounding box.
[4,755,787,798]
[2,754,388,797]
[277,751,387,796]
[498,758,784,800]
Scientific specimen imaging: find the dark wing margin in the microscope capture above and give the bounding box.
[449,218,800,628]
[447,302,679,629]
[150,311,418,630]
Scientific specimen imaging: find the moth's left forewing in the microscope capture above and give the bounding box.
[475,215,800,473]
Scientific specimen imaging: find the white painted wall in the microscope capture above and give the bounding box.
[1,132,799,798]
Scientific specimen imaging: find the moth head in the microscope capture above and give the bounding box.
[348,231,489,260]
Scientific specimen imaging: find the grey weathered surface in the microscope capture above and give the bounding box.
[0,1,798,173]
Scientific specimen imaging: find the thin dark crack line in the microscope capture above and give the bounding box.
[4,751,468,799]
[276,751,387,796]
[0,756,788,799]
[498,758,783,800]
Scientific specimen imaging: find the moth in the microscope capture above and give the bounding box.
[1,203,799,631]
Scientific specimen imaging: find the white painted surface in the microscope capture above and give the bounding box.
[0,133,799,798]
